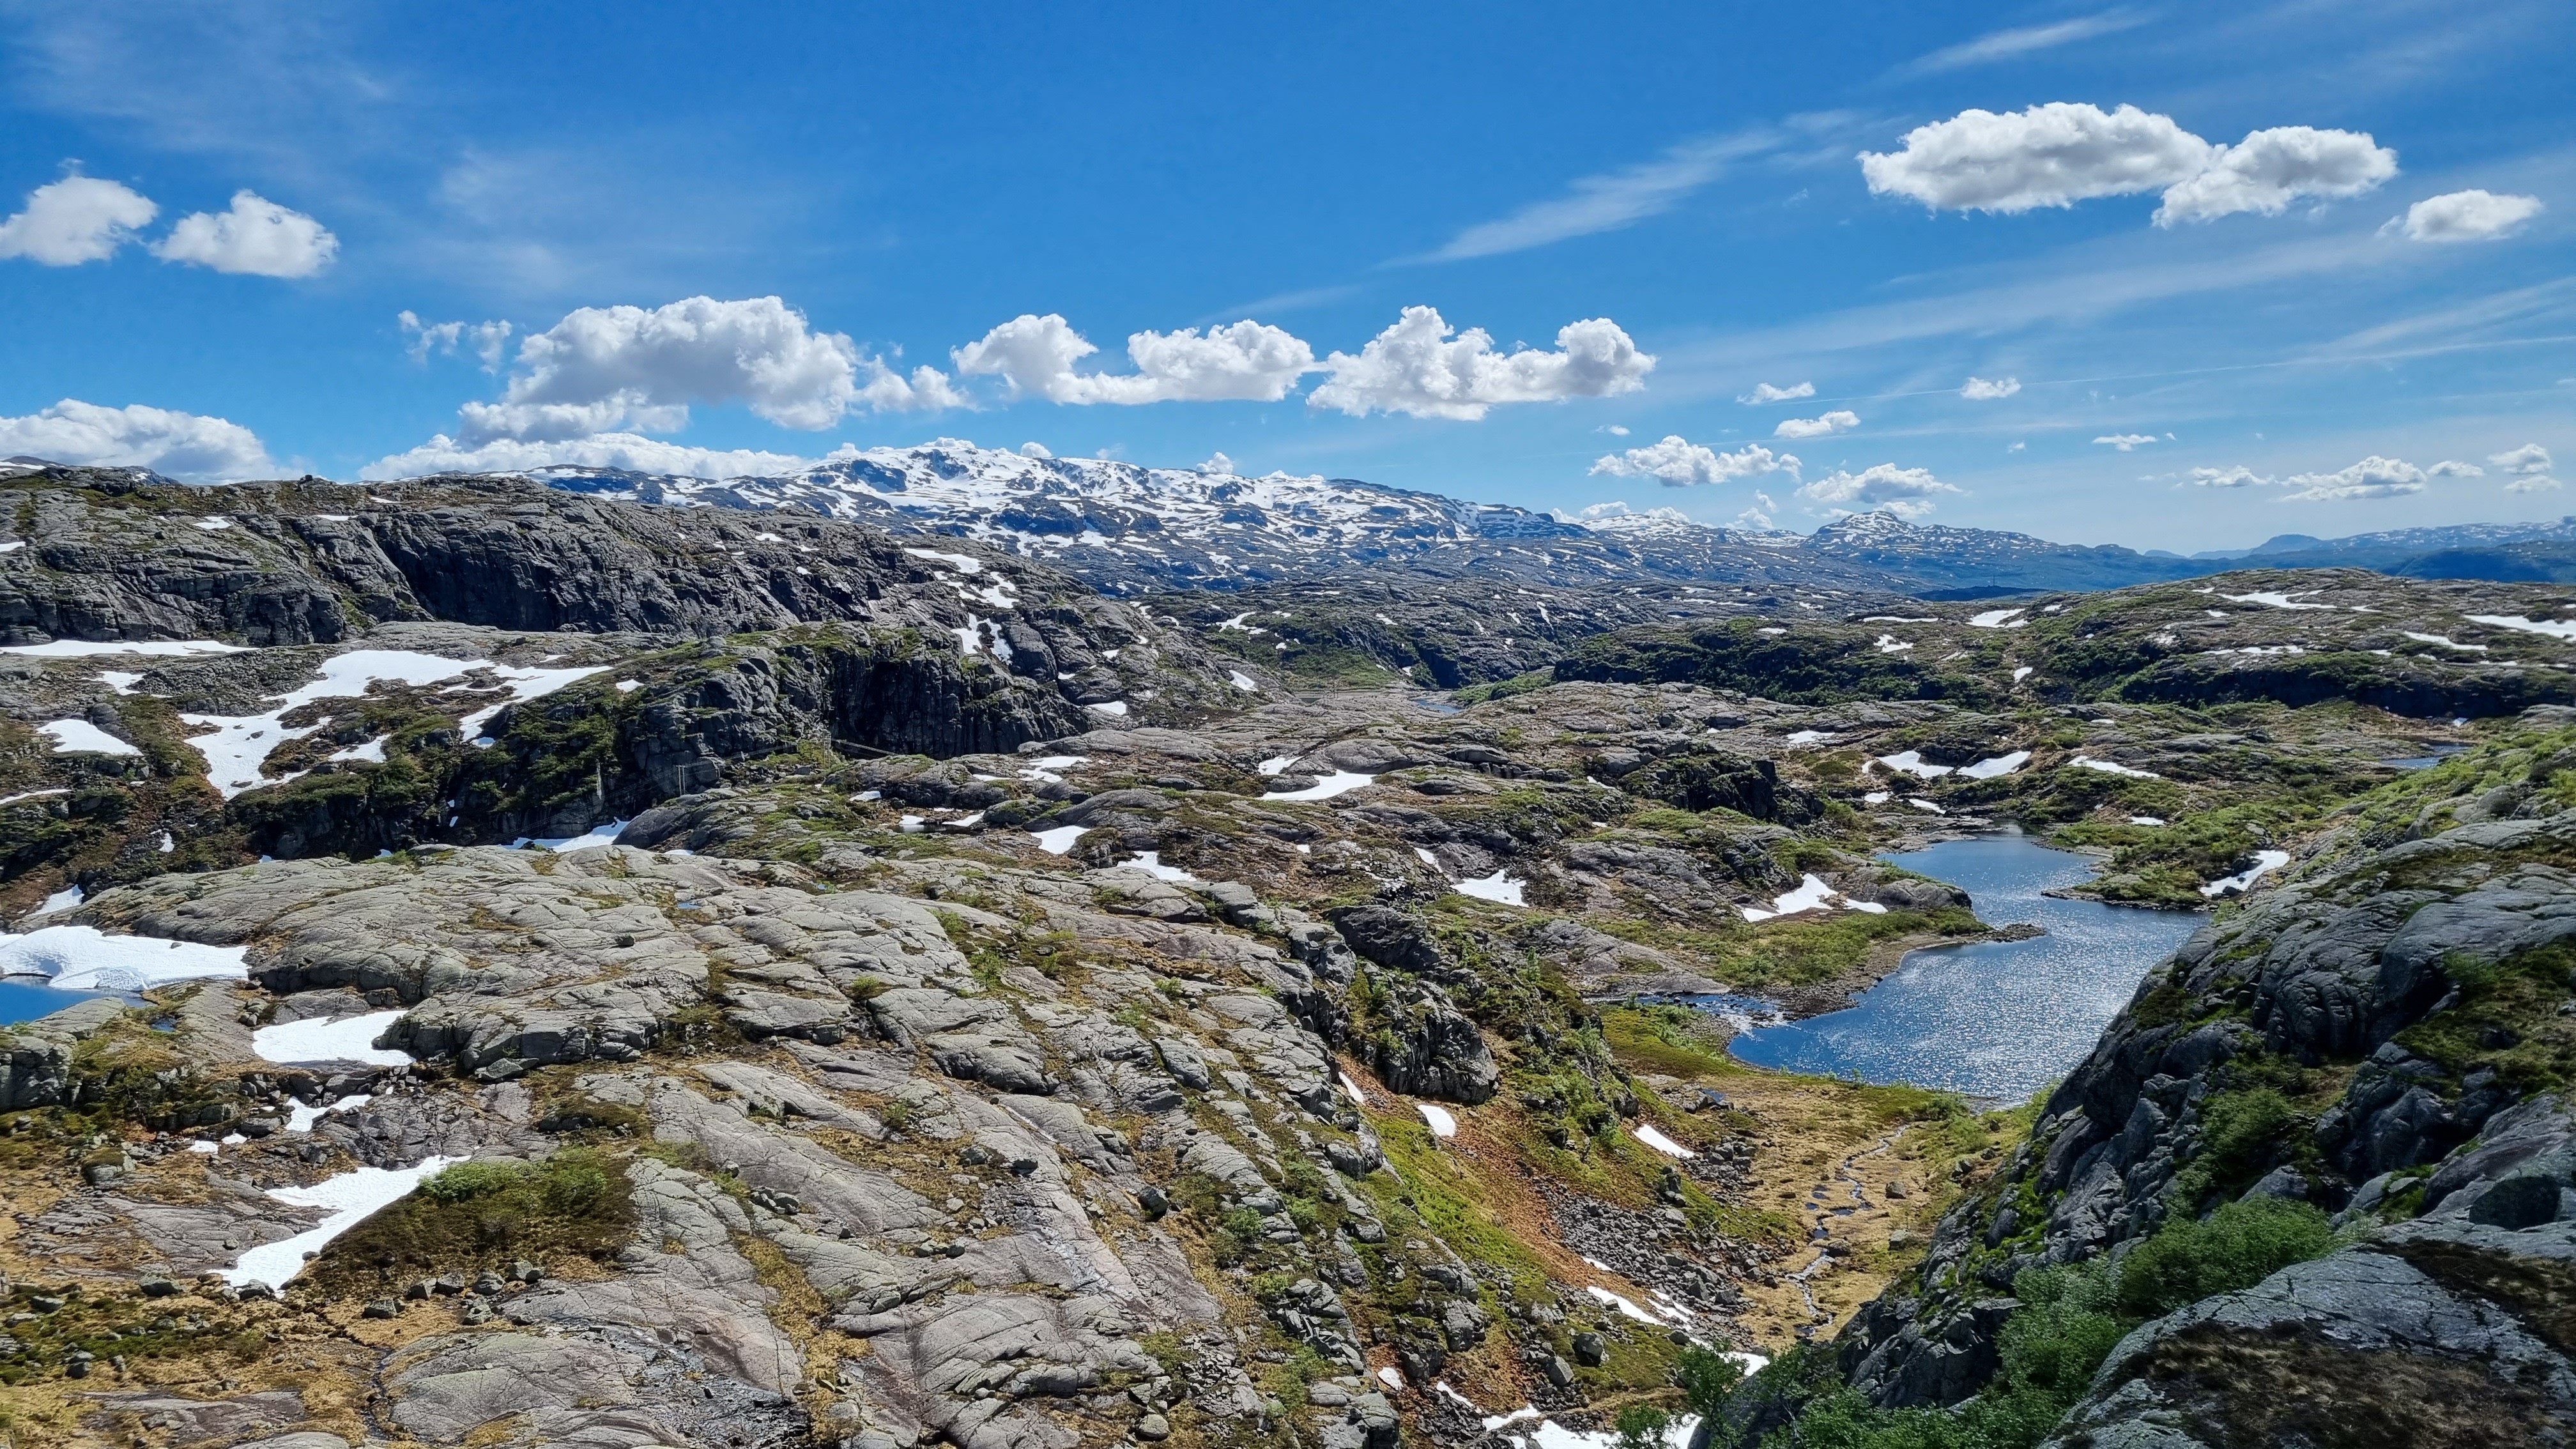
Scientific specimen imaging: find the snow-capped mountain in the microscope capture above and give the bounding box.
[518,440,1896,592]
[410,439,2576,597]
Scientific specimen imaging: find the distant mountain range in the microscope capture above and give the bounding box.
[24,443,2576,597]
[514,440,2576,596]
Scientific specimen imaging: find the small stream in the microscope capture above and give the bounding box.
[1726,831,2204,1103]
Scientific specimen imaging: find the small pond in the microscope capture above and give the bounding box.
[0,976,107,1027]
[1725,831,2205,1103]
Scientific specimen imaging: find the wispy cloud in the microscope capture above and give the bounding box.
[1894,10,2151,76]
[1411,118,1859,263]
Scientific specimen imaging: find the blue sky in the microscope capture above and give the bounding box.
[0,0,2568,552]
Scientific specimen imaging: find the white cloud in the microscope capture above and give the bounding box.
[2094,434,2156,450]
[2491,443,2559,492]
[951,314,1312,404]
[150,190,337,276]
[1861,104,2395,226]
[1797,463,1962,519]
[2278,454,2451,501]
[2391,189,2545,243]
[1018,441,1053,459]
[1199,452,1237,475]
[2152,127,2397,226]
[451,295,946,445]
[0,176,156,264]
[1897,12,2150,75]
[1861,103,2212,214]
[1423,130,1781,261]
[2426,459,2485,478]
[0,398,272,481]
[2007,441,2027,452]
[2188,465,2271,487]
[361,431,818,482]
[1774,409,1859,439]
[1309,307,1653,420]
[1736,490,1781,530]
[1738,381,1814,404]
[399,311,514,370]
[1961,375,2021,399]
[1590,435,1798,487]
[1597,424,1631,436]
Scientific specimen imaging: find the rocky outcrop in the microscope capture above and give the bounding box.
[1837,723,2576,1412]
[2042,1160,2576,1446]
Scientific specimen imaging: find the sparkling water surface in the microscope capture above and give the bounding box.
[1726,832,2205,1103]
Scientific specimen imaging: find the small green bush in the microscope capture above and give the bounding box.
[2113,1195,2336,1319]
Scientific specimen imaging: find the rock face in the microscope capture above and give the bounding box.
[1839,719,2576,1414]
[2043,1209,2576,1446]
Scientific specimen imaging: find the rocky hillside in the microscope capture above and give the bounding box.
[4,466,2572,1449]
[1742,714,2576,1445]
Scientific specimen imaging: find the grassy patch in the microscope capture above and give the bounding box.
[305,1149,634,1295]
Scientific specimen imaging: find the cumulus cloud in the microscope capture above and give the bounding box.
[1738,381,1814,404]
[1961,375,2021,399]
[399,311,514,370]
[2094,433,2156,450]
[1308,307,1653,420]
[1797,463,1962,519]
[1861,103,2394,225]
[2491,443,2559,492]
[1775,410,1859,440]
[1199,452,1238,475]
[1861,103,2212,213]
[0,176,157,264]
[2390,189,2545,243]
[1736,491,1781,530]
[360,432,820,482]
[0,398,272,481]
[1018,441,1053,459]
[1590,435,1798,487]
[951,314,1312,405]
[2153,127,2398,226]
[151,190,338,276]
[450,295,949,446]
[2275,454,2474,501]
[2188,465,2271,487]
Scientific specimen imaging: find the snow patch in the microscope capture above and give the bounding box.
[252,1009,413,1067]
[218,1156,464,1290]
[1455,870,1525,906]
[0,638,245,658]
[1968,608,2026,629]
[2069,756,2160,779]
[1264,770,1374,802]
[1416,1102,1457,1138]
[1632,1123,1696,1159]
[0,925,250,992]
[1117,851,1200,884]
[1030,825,1087,854]
[2202,849,2290,898]
[1958,750,2030,779]
[2467,613,2576,641]
[40,719,139,756]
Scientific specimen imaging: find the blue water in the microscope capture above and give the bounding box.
[1726,832,2204,1103]
[0,977,104,1027]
